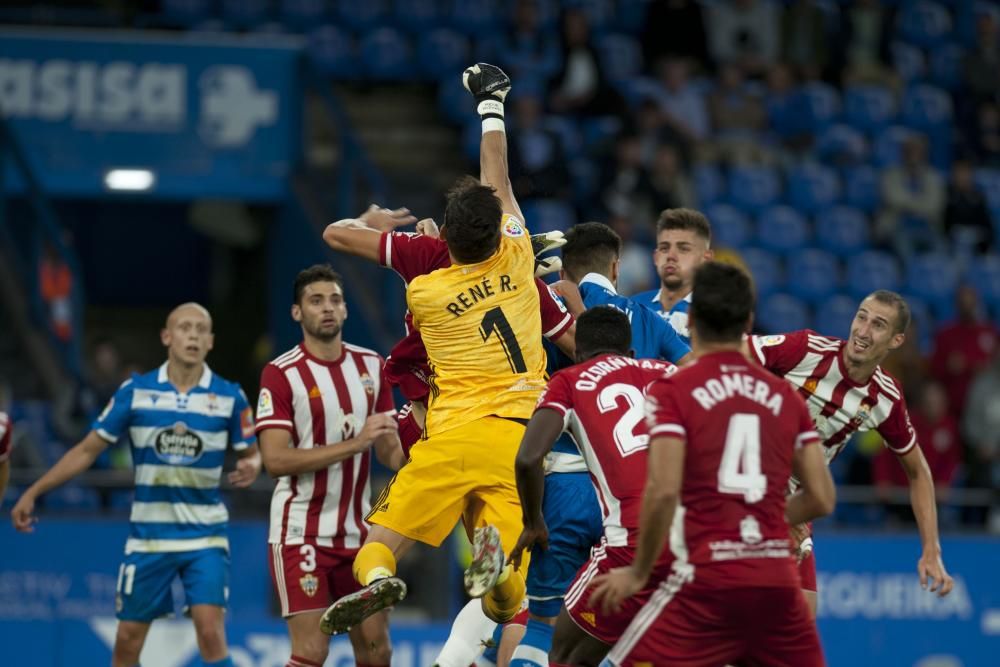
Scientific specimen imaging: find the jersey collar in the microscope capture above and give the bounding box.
[157,362,213,389]
[580,272,617,294]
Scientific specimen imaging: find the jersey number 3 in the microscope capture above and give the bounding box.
[480,307,527,373]
[718,413,767,503]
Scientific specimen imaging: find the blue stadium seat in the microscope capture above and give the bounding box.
[597,33,643,84]
[308,25,358,78]
[615,0,648,32]
[756,206,811,256]
[901,84,953,132]
[162,0,215,26]
[800,82,841,132]
[567,0,615,34]
[393,0,443,33]
[815,206,871,257]
[871,125,917,167]
[974,168,1000,211]
[897,1,953,48]
[846,250,902,298]
[815,124,868,165]
[906,253,960,320]
[280,0,327,30]
[221,0,270,28]
[569,158,598,200]
[542,116,584,160]
[438,73,478,124]
[580,115,622,152]
[757,293,811,335]
[360,27,415,80]
[418,29,470,79]
[786,249,841,304]
[786,163,841,215]
[740,247,783,298]
[519,199,576,233]
[45,484,100,511]
[704,203,752,249]
[929,42,965,90]
[449,0,499,35]
[843,165,881,213]
[336,0,389,31]
[693,164,724,206]
[728,165,782,214]
[843,85,897,133]
[891,41,926,84]
[900,293,935,350]
[966,254,1000,315]
[814,293,859,338]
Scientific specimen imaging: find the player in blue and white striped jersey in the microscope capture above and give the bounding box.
[632,208,714,347]
[12,302,260,667]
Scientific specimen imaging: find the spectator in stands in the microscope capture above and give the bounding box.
[962,350,1000,530]
[598,133,657,227]
[944,159,995,255]
[963,11,1000,106]
[930,286,998,421]
[708,62,767,164]
[877,135,946,258]
[508,92,571,200]
[972,102,1000,167]
[548,8,618,116]
[764,63,810,151]
[608,213,656,296]
[706,0,780,76]
[641,0,709,72]
[39,243,73,343]
[649,144,698,212]
[781,0,830,80]
[500,0,561,82]
[834,0,896,89]
[874,381,961,522]
[653,58,710,152]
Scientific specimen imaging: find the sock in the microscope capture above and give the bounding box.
[286,655,322,667]
[353,542,396,586]
[433,598,498,667]
[474,624,504,666]
[482,566,526,623]
[509,618,555,667]
[203,658,234,667]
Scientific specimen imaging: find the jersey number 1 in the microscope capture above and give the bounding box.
[718,413,767,503]
[480,307,527,373]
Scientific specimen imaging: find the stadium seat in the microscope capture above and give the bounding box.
[800,82,841,133]
[891,41,926,84]
[616,75,662,109]
[815,124,869,165]
[449,0,500,35]
[692,163,724,206]
[438,74,478,125]
[846,250,902,298]
[897,1,953,49]
[843,85,897,133]
[786,249,842,305]
[579,116,622,152]
[280,0,327,29]
[336,0,389,31]
[418,29,470,79]
[929,42,965,90]
[393,0,443,34]
[360,27,415,80]
[704,203,752,249]
[905,252,959,320]
[815,206,871,257]
[757,293,811,335]
[843,165,881,213]
[813,293,859,338]
[871,125,917,167]
[974,168,1000,211]
[756,206,811,256]
[162,0,215,27]
[966,254,1000,314]
[568,0,615,34]
[728,165,782,214]
[597,33,643,84]
[45,484,100,511]
[740,247,783,298]
[519,199,576,233]
[900,293,935,350]
[308,25,358,78]
[785,163,841,215]
[542,115,584,160]
[901,84,953,132]
[221,0,270,28]
[569,158,598,200]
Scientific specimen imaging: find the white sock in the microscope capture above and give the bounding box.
[433,599,498,667]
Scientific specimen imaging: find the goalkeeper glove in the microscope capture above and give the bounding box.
[463,63,511,120]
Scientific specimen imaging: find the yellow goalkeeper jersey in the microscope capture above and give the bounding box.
[407,214,546,436]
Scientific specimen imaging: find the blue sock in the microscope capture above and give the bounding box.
[509,618,554,667]
[203,657,234,667]
[477,624,504,666]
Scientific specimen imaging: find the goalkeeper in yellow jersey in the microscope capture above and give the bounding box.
[320,63,544,636]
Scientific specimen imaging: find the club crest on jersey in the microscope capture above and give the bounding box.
[207,393,218,412]
[852,400,874,428]
[360,373,375,396]
[256,388,274,419]
[502,218,525,237]
[740,515,762,545]
[153,422,205,465]
[299,574,319,597]
[760,335,785,347]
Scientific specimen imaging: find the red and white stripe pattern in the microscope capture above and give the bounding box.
[564,539,608,609]
[0,412,11,463]
[260,343,392,548]
[750,331,916,466]
[269,543,291,614]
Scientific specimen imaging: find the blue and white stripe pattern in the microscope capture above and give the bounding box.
[93,363,255,554]
[633,287,693,346]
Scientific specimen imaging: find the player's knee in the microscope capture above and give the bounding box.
[113,622,147,663]
[293,637,329,665]
[194,621,227,657]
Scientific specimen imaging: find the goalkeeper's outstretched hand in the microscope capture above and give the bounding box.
[463,63,511,115]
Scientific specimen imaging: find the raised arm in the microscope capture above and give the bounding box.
[323,205,417,263]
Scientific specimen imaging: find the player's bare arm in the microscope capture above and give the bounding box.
[550,280,585,318]
[897,444,955,596]
[258,413,397,477]
[509,408,566,570]
[786,442,836,526]
[11,430,109,532]
[228,445,263,488]
[323,206,418,262]
[590,435,685,615]
[373,428,405,471]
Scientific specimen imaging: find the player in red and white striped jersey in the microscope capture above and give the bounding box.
[256,265,404,667]
[0,411,12,500]
[747,289,955,613]
[510,306,677,665]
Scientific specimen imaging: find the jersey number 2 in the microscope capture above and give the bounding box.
[718,413,767,503]
[597,383,649,457]
[480,307,527,373]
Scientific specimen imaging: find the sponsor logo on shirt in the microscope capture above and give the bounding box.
[153,422,204,465]
[256,388,274,419]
